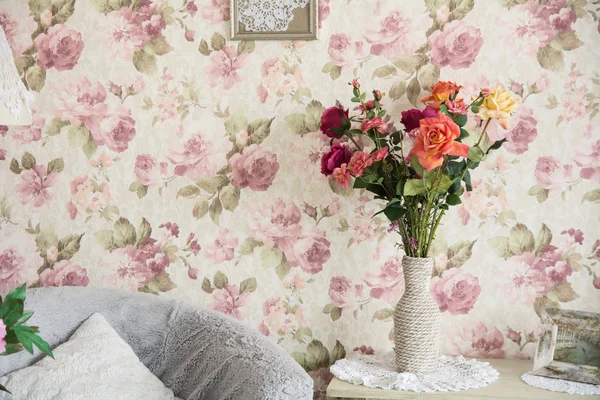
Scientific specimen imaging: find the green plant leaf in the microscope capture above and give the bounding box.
[0,299,24,328]
[468,146,484,162]
[4,284,26,302]
[404,179,426,196]
[446,193,462,205]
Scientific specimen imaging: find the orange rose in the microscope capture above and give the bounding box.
[409,112,469,171]
[421,81,463,110]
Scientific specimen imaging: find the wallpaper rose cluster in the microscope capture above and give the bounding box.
[1,0,599,397]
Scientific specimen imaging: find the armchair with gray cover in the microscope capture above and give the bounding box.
[0,287,313,400]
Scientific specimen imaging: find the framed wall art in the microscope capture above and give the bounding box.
[230,0,318,41]
[532,308,600,385]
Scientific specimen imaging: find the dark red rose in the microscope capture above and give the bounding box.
[321,144,351,176]
[320,106,349,138]
[400,107,437,131]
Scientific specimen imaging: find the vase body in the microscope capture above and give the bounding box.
[393,256,440,373]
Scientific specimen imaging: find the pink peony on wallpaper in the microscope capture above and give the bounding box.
[1,0,600,397]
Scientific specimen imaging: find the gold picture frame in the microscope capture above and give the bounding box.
[230,0,318,41]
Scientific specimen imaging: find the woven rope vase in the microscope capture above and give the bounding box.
[393,256,440,373]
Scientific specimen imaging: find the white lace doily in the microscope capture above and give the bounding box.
[0,25,34,120]
[238,0,310,32]
[522,372,600,396]
[330,352,499,393]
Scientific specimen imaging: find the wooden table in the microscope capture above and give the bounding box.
[326,358,599,399]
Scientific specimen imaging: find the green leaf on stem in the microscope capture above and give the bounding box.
[4,284,26,302]
[428,174,453,192]
[404,179,426,196]
[453,114,468,127]
[458,128,469,141]
[468,146,484,162]
[446,193,462,206]
[383,203,406,221]
[488,138,508,152]
[439,104,450,116]
[462,171,472,191]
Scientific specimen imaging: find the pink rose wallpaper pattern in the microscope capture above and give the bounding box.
[1,0,600,397]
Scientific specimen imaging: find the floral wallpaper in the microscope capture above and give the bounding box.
[1,0,600,397]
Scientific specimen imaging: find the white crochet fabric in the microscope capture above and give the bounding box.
[238,0,310,32]
[0,26,34,120]
[330,352,499,393]
[522,372,600,395]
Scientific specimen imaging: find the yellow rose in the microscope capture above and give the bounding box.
[477,86,520,129]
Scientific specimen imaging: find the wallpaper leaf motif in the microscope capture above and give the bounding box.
[0,0,599,397]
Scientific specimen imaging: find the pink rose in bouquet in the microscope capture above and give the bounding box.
[320,106,349,138]
[409,113,469,171]
[400,108,437,131]
[321,144,352,176]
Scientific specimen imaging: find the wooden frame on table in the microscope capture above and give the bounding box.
[532,308,600,385]
[230,0,318,41]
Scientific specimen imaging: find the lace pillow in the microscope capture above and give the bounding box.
[0,313,175,400]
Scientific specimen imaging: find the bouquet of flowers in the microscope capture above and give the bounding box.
[319,80,520,258]
[1,284,53,393]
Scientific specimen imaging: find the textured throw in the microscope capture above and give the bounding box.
[0,287,313,400]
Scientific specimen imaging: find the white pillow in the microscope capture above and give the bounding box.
[0,313,175,400]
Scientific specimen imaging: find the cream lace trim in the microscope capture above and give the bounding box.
[237,0,310,32]
[0,26,34,121]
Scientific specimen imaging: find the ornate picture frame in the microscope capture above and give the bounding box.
[230,0,318,41]
[533,308,600,385]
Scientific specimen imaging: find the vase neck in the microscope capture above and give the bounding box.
[402,257,433,292]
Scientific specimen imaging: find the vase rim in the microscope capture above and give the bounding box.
[402,255,433,261]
